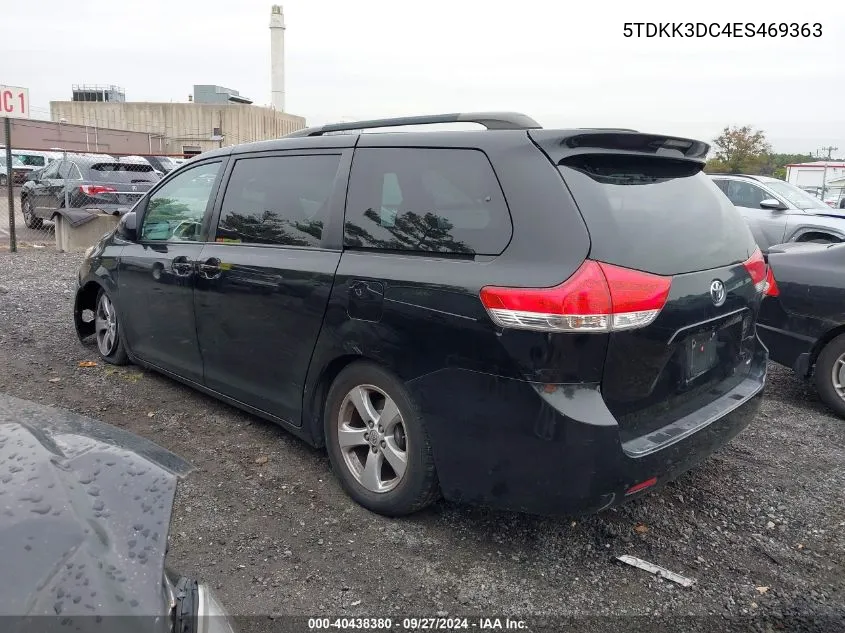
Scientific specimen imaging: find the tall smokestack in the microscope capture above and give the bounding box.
[270,5,285,111]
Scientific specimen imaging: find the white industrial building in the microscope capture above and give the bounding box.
[50,5,304,156]
[785,161,845,188]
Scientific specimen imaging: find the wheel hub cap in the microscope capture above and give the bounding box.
[95,295,118,356]
[337,384,408,494]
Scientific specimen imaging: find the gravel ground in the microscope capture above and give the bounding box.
[1,249,843,631]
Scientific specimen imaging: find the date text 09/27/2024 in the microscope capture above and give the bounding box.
[623,22,822,38]
[307,617,528,630]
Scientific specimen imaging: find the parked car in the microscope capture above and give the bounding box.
[0,154,35,185]
[73,112,770,517]
[144,155,180,174]
[822,192,845,209]
[0,393,236,632]
[711,174,845,252]
[757,241,845,418]
[20,154,159,229]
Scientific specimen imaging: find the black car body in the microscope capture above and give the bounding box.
[757,241,845,417]
[20,154,159,229]
[0,393,236,633]
[73,112,769,516]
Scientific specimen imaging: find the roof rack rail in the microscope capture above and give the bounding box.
[578,127,639,132]
[284,112,542,138]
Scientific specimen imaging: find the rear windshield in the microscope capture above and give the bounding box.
[559,155,755,275]
[88,162,157,183]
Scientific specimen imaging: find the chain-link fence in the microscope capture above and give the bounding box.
[1,148,192,252]
[1,102,306,252]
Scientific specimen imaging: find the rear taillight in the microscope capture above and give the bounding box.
[479,260,672,333]
[764,265,779,297]
[742,248,768,293]
[79,185,117,195]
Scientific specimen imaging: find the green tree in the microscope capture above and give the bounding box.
[344,208,472,254]
[707,125,772,174]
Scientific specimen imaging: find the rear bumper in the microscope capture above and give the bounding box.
[408,344,766,516]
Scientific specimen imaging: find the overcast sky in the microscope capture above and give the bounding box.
[1,0,843,154]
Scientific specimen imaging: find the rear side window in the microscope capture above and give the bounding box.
[89,162,157,183]
[216,154,340,247]
[721,179,769,209]
[344,148,511,255]
[15,154,45,167]
[560,155,755,275]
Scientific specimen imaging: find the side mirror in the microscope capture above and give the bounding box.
[760,199,787,211]
[116,211,138,242]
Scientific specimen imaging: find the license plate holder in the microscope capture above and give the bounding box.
[685,331,719,381]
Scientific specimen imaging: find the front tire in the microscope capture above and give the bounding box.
[0,174,7,187]
[324,362,440,516]
[94,289,129,365]
[814,334,845,419]
[22,197,43,229]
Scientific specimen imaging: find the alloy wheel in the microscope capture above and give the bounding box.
[336,384,408,493]
[95,293,119,357]
[831,353,845,401]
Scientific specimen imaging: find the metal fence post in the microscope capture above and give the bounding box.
[63,150,70,210]
[4,117,16,253]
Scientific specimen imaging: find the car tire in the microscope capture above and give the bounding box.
[94,288,129,366]
[324,361,440,516]
[0,174,7,187]
[21,197,43,230]
[814,333,845,419]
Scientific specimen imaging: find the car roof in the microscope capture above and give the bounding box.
[710,174,788,185]
[190,112,709,161]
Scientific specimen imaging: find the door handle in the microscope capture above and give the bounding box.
[171,255,194,276]
[198,257,222,280]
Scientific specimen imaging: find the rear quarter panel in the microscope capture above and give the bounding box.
[763,244,845,341]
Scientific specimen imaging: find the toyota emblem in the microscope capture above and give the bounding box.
[710,279,726,307]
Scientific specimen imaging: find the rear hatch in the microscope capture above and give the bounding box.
[531,132,765,444]
[78,162,158,208]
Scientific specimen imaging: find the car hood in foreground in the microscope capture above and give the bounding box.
[0,393,192,621]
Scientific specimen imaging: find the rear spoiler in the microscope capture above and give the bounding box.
[529,129,710,164]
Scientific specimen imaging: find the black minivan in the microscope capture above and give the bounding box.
[74,112,771,516]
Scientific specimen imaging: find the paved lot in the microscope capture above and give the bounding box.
[0,186,55,249]
[0,250,843,631]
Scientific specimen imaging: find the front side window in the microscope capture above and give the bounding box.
[141,161,221,242]
[765,180,829,210]
[216,154,340,247]
[343,148,512,255]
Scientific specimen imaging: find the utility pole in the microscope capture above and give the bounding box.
[818,145,839,201]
